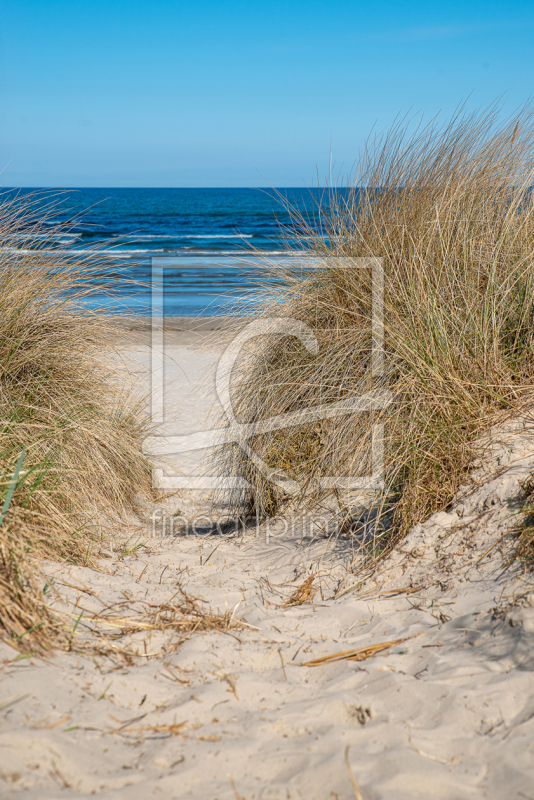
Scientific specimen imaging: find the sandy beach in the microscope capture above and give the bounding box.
[3,0,534,794]
[2,324,534,800]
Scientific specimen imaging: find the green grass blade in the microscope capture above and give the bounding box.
[0,447,27,526]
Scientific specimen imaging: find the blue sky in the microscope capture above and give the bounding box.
[0,0,533,187]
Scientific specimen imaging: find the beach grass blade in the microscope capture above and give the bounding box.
[0,447,26,526]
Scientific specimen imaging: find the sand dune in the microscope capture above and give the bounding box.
[1,329,534,799]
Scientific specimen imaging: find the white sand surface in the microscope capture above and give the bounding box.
[1,325,534,799]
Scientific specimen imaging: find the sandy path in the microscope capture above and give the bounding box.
[1,325,534,799]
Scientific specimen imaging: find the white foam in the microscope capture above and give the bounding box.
[115,234,254,240]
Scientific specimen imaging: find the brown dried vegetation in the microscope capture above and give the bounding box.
[0,192,152,650]
[218,103,534,558]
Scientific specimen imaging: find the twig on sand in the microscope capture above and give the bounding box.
[109,720,187,737]
[0,693,30,713]
[135,564,148,583]
[344,745,364,800]
[108,712,148,730]
[223,673,239,700]
[335,583,427,601]
[475,532,509,564]
[300,633,421,667]
[230,776,247,800]
[53,578,99,596]
[163,664,190,684]
[278,648,287,680]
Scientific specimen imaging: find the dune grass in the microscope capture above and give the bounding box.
[0,191,152,650]
[217,103,534,554]
[514,472,534,570]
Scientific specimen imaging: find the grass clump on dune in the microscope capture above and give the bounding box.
[218,102,534,551]
[0,192,152,651]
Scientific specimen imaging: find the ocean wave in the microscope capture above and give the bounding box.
[177,249,291,256]
[0,247,291,258]
[5,231,254,243]
[112,234,255,240]
[0,247,130,258]
[9,233,83,242]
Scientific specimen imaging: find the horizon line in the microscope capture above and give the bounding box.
[0,185,338,191]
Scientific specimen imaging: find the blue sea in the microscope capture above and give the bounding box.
[8,187,325,316]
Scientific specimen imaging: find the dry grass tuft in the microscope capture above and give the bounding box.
[217,101,534,556]
[0,530,63,650]
[0,191,153,650]
[55,584,244,662]
[83,588,241,652]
